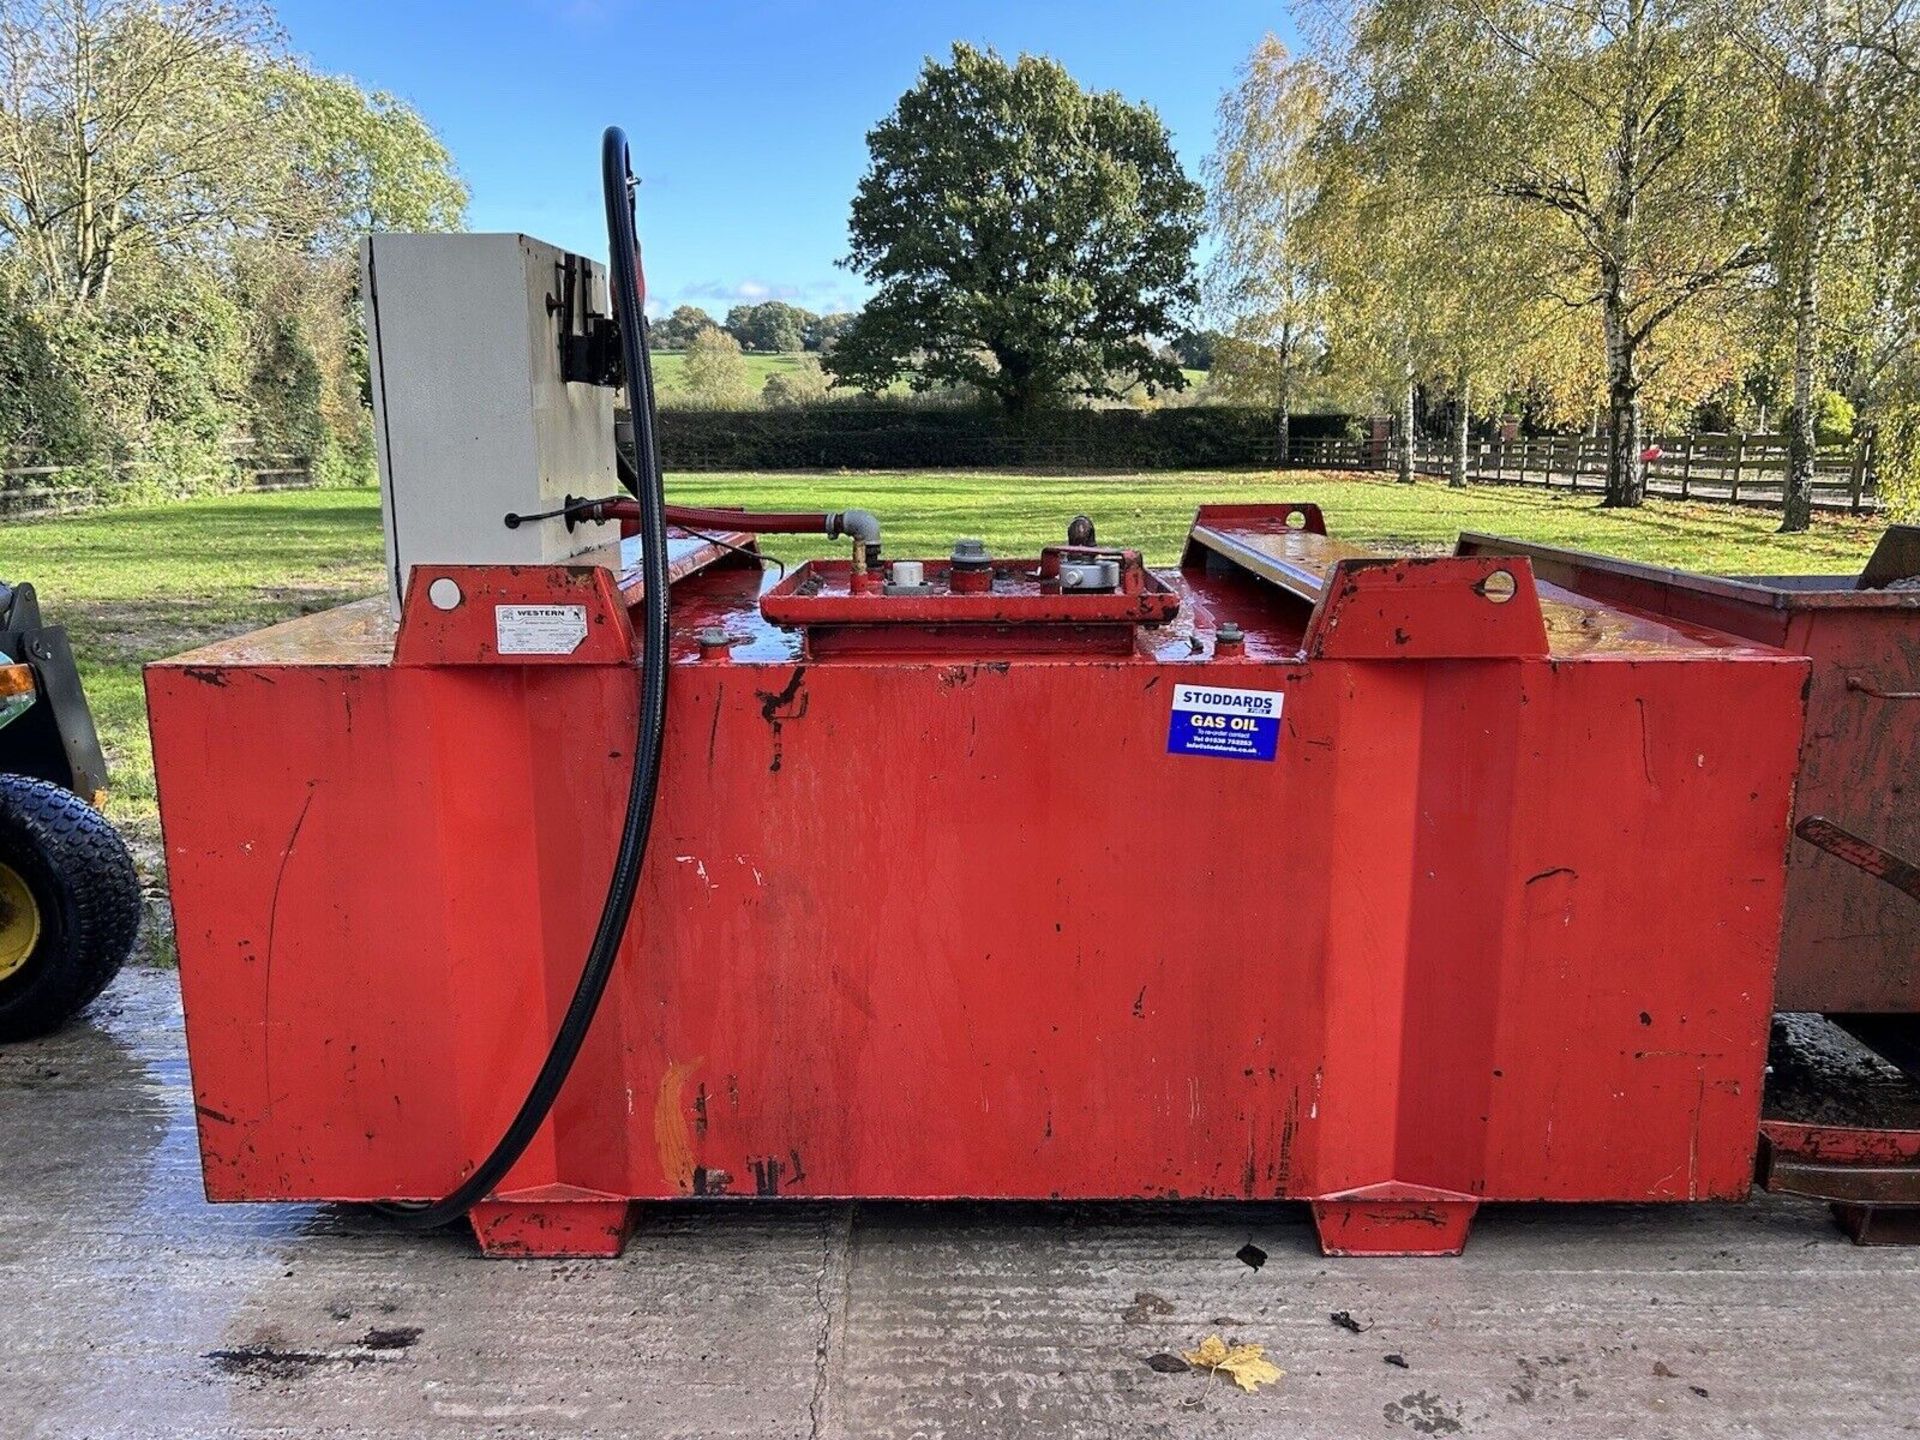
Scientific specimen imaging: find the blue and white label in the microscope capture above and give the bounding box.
[1167,683,1283,761]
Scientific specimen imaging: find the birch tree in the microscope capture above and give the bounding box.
[1205,37,1329,463]
[1749,0,1919,529]
[1297,132,1445,483]
[1240,13,1546,489]
[1342,0,1772,506]
[0,0,273,307]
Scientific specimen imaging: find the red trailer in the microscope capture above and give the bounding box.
[146,505,1808,1257]
[1457,528,1920,1240]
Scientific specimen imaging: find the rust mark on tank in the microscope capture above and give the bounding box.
[1636,696,1657,784]
[939,660,1015,688]
[754,667,808,773]
[653,1057,703,1193]
[1276,1087,1300,1189]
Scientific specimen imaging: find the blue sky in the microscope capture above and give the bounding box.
[274,0,1297,319]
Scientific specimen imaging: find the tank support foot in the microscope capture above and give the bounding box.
[1310,1184,1478,1256]
[468,1186,635,1258]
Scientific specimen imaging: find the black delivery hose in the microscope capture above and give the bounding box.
[382,126,671,1230]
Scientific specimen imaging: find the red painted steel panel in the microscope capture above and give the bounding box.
[1457,530,1920,1012]
[146,512,1808,1255]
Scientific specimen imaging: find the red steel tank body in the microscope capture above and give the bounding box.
[144,505,1808,1257]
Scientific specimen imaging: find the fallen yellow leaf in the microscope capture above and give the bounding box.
[1182,1334,1284,1393]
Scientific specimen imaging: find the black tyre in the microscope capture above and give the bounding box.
[0,774,140,1041]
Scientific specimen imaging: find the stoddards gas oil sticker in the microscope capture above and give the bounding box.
[495,604,589,655]
[1167,683,1283,761]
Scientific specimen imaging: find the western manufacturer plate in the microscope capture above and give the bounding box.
[495,604,589,656]
[1167,683,1283,761]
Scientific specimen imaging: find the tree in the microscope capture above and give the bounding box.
[0,0,273,306]
[681,325,753,406]
[269,65,466,252]
[1409,184,1551,487]
[1764,0,1839,530]
[1171,328,1223,370]
[1293,117,1448,485]
[650,303,715,350]
[1205,37,1330,463]
[804,310,857,351]
[1342,0,1773,505]
[0,275,89,451]
[724,299,810,352]
[761,355,829,408]
[0,0,465,479]
[826,43,1202,413]
[1748,0,1919,530]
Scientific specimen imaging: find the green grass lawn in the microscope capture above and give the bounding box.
[3,468,1889,960]
[650,353,1213,402]
[650,350,813,399]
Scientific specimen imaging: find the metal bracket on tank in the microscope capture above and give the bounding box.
[1177,506,1550,661]
[394,565,636,667]
[1303,556,1551,661]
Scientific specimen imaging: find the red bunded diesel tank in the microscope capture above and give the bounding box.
[145,504,1809,1257]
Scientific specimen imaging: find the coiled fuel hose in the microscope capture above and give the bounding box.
[382,125,669,1230]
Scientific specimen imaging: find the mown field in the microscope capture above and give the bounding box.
[4,469,1888,957]
[648,351,1211,401]
[650,350,813,398]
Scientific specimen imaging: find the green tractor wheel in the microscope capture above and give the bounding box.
[0,774,140,1041]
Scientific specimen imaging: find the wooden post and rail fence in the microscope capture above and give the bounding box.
[1,424,1883,522]
[1285,428,1881,515]
[0,441,317,521]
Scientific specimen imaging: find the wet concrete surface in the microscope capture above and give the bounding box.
[3,969,1919,1439]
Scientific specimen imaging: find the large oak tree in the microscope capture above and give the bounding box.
[826,43,1202,414]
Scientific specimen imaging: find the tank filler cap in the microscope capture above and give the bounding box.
[884,560,933,597]
[949,538,993,593]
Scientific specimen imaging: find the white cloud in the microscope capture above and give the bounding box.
[679,278,799,303]
[665,278,871,316]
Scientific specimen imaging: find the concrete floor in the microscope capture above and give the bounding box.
[3,971,1918,1440]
